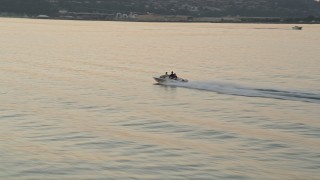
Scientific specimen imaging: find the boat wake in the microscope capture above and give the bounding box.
[160,81,320,104]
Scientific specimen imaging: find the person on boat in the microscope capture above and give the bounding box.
[169,71,174,79]
[169,71,178,79]
[160,72,168,78]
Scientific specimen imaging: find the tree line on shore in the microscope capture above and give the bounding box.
[0,0,319,20]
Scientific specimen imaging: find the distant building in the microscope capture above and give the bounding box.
[115,12,138,20]
[37,15,50,19]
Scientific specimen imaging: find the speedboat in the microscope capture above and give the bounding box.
[292,26,303,30]
[153,74,188,83]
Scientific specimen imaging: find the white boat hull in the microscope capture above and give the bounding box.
[153,76,188,83]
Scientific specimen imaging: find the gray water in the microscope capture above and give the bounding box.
[1,18,320,179]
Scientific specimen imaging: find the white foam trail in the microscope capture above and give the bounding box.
[161,80,320,104]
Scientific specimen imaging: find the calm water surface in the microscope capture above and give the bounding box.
[0,18,320,179]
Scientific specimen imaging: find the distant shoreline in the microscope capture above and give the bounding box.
[1,15,319,24]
